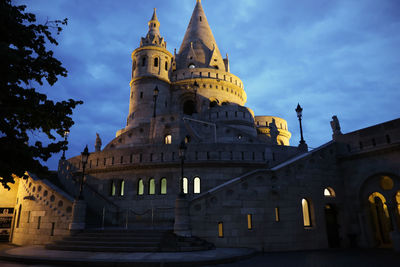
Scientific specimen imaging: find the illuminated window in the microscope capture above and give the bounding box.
[137,179,144,195]
[120,180,125,196]
[218,222,224,238]
[165,135,172,144]
[110,180,116,196]
[247,214,252,230]
[275,207,280,222]
[396,191,400,215]
[188,64,195,69]
[302,198,312,227]
[194,177,201,194]
[183,177,188,194]
[324,187,336,197]
[149,178,155,195]
[160,178,167,195]
[184,136,191,144]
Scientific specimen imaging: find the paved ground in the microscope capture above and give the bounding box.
[1,242,400,267]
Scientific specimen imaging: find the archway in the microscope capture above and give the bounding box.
[324,204,340,248]
[368,192,392,247]
[183,100,195,115]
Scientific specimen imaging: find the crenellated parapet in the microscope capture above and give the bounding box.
[255,116,291,146]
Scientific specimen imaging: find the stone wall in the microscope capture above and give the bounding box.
[11,173,74,245]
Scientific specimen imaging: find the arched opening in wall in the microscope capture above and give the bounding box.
[120,180,125,196]
[324,204,340,248]
[396,191,400,217]
[184,136,191,144]
[16,204,22,228]
[324,187,336,197]
[154,57,159,67]
[194,177,201,194]
[164,134,172,144]
[137,179,144,195]
[301,198,312,227]
[110,180,116,196]
[182,177,188,194]
[149,178,155,195]
[368,192,392,247]
[183,100,195,115]
[165,61,168,71]
[209,100,218,108]
[160,178,167,195]
[141,57,146,67]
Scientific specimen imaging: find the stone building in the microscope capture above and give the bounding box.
[2,0,400,252]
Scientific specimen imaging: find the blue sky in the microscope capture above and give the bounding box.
[17,0,400,170]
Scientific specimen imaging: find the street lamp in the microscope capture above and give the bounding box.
[295,103,308,151]
[153,86,159,118]
[178,140,187,197]
[193,81,199,113]
[61,130,70,160]
[78,145,90,200]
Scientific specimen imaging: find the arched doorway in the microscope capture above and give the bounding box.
[368,192,392,247]
[325,204,340,248]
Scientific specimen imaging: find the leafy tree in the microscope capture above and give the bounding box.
[0,0,82,189]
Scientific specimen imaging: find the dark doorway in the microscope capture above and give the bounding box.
[183,100,195,115]
[368,193,392,247]
[325,204,341,248]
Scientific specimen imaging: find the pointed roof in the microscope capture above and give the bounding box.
[177,0,225,70]
[151,8,158,21]
[140,8,166,48]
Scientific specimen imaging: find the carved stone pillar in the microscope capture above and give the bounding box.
[69,200,87,233]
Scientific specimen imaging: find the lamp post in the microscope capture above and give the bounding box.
[295,103,308,151]
[61,130,70,160]
[178,140,187,197]
[193,81,199,113]
[78,145,90,200]
[153,86,159,118]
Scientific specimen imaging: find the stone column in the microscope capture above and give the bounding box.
[387,202,400,251]
[68,200,87,233]
[173,196,191,237]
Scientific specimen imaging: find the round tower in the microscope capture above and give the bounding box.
[125,9,173,131]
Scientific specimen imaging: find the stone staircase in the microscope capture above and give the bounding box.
[45,229,214,252]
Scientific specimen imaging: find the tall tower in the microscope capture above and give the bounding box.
[125,9,173,131]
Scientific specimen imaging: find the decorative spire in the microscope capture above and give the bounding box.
[147,8,160,38]
[176,0,225,70]
[140,8,166,48]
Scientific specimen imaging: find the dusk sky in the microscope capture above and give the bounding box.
[18,0,400,170]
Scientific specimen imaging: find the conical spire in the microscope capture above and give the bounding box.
[140,8,166,48]
[176,0,225,70]
[147,8,160,38]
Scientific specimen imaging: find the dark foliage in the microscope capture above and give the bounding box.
[0,0,83,189]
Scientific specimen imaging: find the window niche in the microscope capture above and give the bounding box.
[149,178,155,195]
[160,178,167,195]
[137,179,144,195]
[165,135,172,145]
[301,198,313,227]
[324,187,336,197]
[194,177,201,194]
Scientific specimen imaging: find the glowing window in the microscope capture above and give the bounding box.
[120,180,125,196]
[160,178,167,195]
[165,135,172,144]
[275,207,280,222]
[218,222,224,238]
[188,64,195,69]
[137,179,144,195]
[149,178,155,195]
[396,191,400,215]
[183,177,188,194]
[324,187,336,197]
[247,214,252,230]
[302,198,312,227]
[194,177,201,194]
[110,180,116,196]
[184,136,191,144]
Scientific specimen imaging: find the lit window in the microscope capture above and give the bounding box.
[218,222,224,238]
[302,198,312,227]
[188,64,195,69]
[396,191,400,215]
[247,214,252,230]
[110,180,116,196]
[149,178,155,195]
[160,178,167,195]
[120,180,125,196]
[275,207,280,222]
[138,179,144,195]
[165,135,172,144]
[183,177,188,194]
[324,187,336,197]
[184,136,191,144]
[194,177,201,194]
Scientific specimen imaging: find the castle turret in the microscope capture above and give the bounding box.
[124,8,173,132]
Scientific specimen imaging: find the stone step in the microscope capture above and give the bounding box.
[45,244,160,252]
[53,240,162,247]
[63,236,162,242]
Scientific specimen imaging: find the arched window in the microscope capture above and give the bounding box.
[194,177,201,194]
[396,191,400,216]
[141,57,146,67]
[149,178,155,195]
[302,198,312,227]
[164,135,172,144]
[160,178,167,195]
[324,187,336,197]
[184,136,191,144]
[16,204,22,228]
[110,180,116,196]
[137,179,144,195]
[154,57,159,67]
[218,222,223,238]
[120,180,125,196]
[165,61,168,71]
[182,177,188,194]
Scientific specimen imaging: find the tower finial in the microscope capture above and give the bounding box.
[197,0,201,3]
[151,8,158,22]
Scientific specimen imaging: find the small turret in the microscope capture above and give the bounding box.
[95,133,102,152]
[140,8,166,48]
